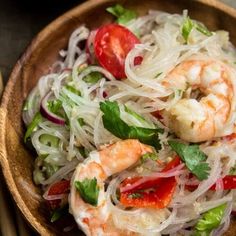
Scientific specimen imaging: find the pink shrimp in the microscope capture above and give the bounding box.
[161,56,236,142]
[69,139,153,236]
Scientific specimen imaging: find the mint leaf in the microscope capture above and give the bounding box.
[182,16,195,42]
[24,112,43,143]
[168,140,210,180]
[195,204,226,235]
[100,101,163,150]
[75,178,99,206]
[106,4,137,25]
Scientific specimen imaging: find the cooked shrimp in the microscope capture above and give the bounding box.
[69,139,152,236]
[161,55,236,142]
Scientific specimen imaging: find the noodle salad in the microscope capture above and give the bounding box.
[22,4,236,236]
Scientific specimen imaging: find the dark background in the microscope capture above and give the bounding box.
[0,0,84,85]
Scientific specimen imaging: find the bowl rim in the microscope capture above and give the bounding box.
[0,0,236,235]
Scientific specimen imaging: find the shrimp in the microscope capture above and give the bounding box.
[69,139,153,236]
[161,55,236,142]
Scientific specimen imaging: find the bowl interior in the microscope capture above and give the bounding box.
[1,0,236,235]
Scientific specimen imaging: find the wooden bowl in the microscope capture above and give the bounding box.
[1,0,236,235]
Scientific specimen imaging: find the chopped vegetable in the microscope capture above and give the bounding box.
[75,177,99,206]
[65,85,81,96]
[83,71,103,84]
[24,112,43,143]
[94,24,140,79]
[120,174,177,208]
[168,140,210,180]
[78,146,89,158]
[46,180,70,210]
[195,22,213,37]
[182,16,195,42]
[120,157,181,208]
[141,152,158,163]
[182,16,212,42]
[106,4,137,25]
[39,134,59,147]
[195,204,226,235]
[78,118,85,126]
[50,204,68,223]
[100,101,163,149]
[47,99,63,115]
[186,175,236,191]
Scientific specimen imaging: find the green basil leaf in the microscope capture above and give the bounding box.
[75,177,99,206]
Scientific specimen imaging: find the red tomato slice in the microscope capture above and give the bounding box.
[94,24,140,79]
[47,180,70,209]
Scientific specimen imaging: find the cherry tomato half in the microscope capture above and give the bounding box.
[94,24,140,79]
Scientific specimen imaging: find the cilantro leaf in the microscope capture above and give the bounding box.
[195,204,226,235]
[141,153,158,163]
[75,178,99,206]
[168,140,210,180]
[24,112,43,143]
[83,71,103,84]
[100,101,163,150]
[182,16,195,42]
[106,4,137,25]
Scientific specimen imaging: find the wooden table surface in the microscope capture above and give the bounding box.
[0,0,235,236]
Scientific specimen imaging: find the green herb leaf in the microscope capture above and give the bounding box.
[141,153,158,163]
[100,101,163,150]
[168,140,210,180]
[106,4,137,25]
[195,22,213,37]
[128,192,143,199]
[195,204,226,235]
[83,71,103,84]
[24,112,43,143]
[75,178,99,206]
[182,16,195,42]
[50,205,68,223]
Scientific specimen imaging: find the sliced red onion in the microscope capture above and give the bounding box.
[43,193,67,201]
[40,92,65,125]
[86,29,98,64]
